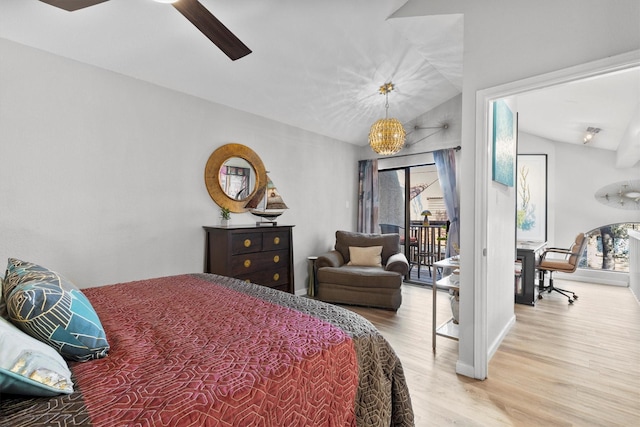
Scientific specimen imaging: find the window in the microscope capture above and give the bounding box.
[582,223,639,272]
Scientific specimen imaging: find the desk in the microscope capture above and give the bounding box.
[515,241,546,305]
[431,257,460,351]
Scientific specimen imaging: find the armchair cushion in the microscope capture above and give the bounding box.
[347,246,383,267]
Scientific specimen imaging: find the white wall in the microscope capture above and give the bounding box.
[518,132,640,285]
[519,132,640,247]
[393,0,640,378]
[0,38,359,293]
[485,98,518,359]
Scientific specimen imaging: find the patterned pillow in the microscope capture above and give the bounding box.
[0,274,7,319]
[0,317,74,396]
[5,258,110,362]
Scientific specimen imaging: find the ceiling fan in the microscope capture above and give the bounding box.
[37,0,252,61]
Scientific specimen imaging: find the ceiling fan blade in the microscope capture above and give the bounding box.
[172,0,251,61]
[38,0,109,11]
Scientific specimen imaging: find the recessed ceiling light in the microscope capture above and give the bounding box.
[583,127,601,144]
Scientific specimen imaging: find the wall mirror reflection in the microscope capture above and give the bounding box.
[219,158,254,200]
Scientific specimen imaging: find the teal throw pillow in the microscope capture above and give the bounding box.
[5,258,109,362]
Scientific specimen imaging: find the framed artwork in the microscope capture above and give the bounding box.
[492,100,517,187]
[516,154,547,242]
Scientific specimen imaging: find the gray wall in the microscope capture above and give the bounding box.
[0,38,360,293]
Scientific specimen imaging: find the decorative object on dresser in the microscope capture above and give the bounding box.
[219,207,231,226]
[244,174,289,226]
[203,225,294,294]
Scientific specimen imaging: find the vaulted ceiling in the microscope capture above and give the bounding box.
[1,0,638,166]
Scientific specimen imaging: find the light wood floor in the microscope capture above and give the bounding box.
[345,280,640,426]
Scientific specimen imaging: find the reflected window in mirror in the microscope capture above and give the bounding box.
[219,158,255,200]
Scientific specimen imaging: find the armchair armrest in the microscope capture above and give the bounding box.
[316,250,345,269]
[385,253,409,275]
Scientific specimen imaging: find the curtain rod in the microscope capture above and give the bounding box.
[371,145,461,161]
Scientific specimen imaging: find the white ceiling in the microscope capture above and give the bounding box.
[1,0,638,162]
[516,66,640,154]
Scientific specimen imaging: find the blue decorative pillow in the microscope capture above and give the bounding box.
[5,258,109,362]
[0,317,74,396]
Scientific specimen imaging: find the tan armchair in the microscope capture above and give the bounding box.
[315,230,409,310]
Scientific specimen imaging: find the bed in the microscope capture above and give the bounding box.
[1,271,414,426]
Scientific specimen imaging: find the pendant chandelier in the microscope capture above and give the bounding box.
[369,82,406,155]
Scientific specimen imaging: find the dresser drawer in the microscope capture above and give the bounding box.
[230,250,290,275]
[237,265,290,289]
[230,232,263,255]
[263,231,290,251]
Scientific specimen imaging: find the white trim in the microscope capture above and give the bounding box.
[474,49,640,381]
[455,360,475,379]
[487,314,515,361]
[556,269,629,287]
[468,91,490,380]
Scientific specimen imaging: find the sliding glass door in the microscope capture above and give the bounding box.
[379,164,448,285]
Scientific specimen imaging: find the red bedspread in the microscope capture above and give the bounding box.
[76,275,358,426]
[0,273,414,426]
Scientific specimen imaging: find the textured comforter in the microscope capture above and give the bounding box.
[0,273,414,426]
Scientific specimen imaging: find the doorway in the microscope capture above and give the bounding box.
[474,50,640,380]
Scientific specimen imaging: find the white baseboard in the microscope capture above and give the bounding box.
[455,360,477,379]
[555,269,628,287]
[488,314,516,361]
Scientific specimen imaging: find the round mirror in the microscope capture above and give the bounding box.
[204,143,266,213]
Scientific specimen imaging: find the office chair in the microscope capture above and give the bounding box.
[537,232,587,304]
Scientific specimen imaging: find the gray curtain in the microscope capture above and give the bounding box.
[434,149,460,258]
[357,159,379,233]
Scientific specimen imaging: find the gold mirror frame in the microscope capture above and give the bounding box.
[204,143,266,213]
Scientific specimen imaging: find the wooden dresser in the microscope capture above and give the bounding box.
[203,225,294,294]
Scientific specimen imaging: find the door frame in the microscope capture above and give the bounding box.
[474,49,640,379]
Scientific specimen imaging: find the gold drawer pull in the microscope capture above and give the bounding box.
[273,273,280,281]
[273,255,280,263]
[273,237,280,245]
[244,239,251,247]
[244,259,251,268]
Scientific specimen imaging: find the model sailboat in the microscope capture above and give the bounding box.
[245,175,288,225]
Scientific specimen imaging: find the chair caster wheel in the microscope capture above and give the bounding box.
[573,295,578,299]
[538,294,543,300]
[568,299,574,304]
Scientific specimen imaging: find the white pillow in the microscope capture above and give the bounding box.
[348,246,383,267]
[0,317,74,396]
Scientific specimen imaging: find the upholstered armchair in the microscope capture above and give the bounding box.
[315,230,409,310]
